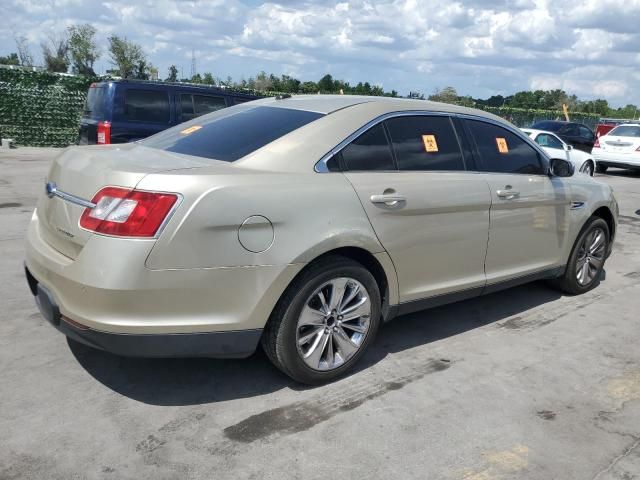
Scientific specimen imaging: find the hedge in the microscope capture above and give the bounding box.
[0,67,602,147]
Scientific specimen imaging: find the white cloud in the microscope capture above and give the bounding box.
[0,0,639,105]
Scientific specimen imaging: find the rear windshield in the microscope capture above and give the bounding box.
[608,125,640,137]
[142,105,324,161]
[83,85,107,120]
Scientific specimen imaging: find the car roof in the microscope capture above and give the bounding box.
[522,128,562,137]
[248,94,506,121]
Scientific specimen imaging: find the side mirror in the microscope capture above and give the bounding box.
[565,144,573,151]
[549,158,574,177]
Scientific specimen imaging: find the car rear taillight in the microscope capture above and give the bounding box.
[79,187,178,237]
[593,138,600,148]
[97,121,111,144]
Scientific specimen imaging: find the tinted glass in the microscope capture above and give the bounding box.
[579,126,594,139]
[124,90,169,123]
[535,133,564,149]
[142,106,323,162]
[385,116,465,171]
[180,94,195,122]
[341,123,395,171]
[83,85,107,120]
[609,125,640,137]
[194,95,226,114]
[467,120,544,175]
[532,121,562,132]
[561,124,580,136]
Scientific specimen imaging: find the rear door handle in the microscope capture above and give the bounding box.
[370,193,406,205]
[496,189,520,199]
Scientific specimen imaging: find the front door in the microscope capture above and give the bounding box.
[463,119,571,285]
[343,115,492,303]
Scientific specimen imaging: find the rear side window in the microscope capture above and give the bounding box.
[142,106,323,162]
[385,116,465,171]
[466,120,545,175]
[194,95,226,115]
[340,123,395,171]
[83,85,107,120]
[124,89,170,123]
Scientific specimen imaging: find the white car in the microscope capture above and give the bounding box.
[522,128,596,176]
[591,124,640,173]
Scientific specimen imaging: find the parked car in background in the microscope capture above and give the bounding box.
[26,96,618,384]
[591,123,640,173]
[79,80,259,145]
[594,118,631,139]
[522,128,596,176]
[530,120,596,153]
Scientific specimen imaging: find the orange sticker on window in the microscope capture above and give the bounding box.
[496,137,509,153]
[180,125,202,135]
[422,134,439,152]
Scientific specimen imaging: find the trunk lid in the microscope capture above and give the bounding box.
[38,144,211,259]
[601,135,640,154]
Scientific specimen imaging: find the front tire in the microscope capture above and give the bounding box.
[262,256,381,385]
[581,161,594,176]
[551,216,609,295]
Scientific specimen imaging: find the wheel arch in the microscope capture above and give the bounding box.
[592,205,616,244]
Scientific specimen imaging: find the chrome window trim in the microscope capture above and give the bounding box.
[314,110,552,175]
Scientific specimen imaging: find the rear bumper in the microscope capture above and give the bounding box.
[592,151,640,169]
[25,265,262,358]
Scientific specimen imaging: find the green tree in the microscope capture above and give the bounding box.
[428,86,458,104]
[41,32,69,72]
[108,35,146,79]
[317,74,335,92]
[166,65,178,82]
[202,72,215,85]
[0,52,20,65]
[68,24,99,76]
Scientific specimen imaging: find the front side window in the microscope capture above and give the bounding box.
[340,123,395,171]
[535,133,564,150]
[385,115,465,171]
[142,106,323,162]
[466,120,545,175]
[124,89,170,123]
[578,126,594,140]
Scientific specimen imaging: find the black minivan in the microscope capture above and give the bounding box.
[79,80,259,145]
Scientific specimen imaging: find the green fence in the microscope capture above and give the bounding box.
[0,67,604,147]
[0,67,95,147]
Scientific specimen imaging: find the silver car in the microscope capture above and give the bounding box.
[25,95,618,384]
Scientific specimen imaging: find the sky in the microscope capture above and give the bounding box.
[1,0,639,107]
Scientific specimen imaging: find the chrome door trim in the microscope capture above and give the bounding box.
[45,182,96,209]
[314,109,553,174]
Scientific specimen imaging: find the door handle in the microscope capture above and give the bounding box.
[370,193,406,206]
[496,189,520,199]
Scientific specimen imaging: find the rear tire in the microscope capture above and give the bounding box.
[262,256,381,385]
[551,216,609,295]
[595,164,608,174]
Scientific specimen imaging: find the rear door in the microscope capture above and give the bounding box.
[344,115,491,303]
[463,118,571,285]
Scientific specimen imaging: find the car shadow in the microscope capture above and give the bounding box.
[68,279,576,406]
[597,168,640,179]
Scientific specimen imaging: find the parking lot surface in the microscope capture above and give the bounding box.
[1,147,639,480]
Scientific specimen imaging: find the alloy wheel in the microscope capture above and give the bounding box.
[296,277,371,371]
[576,227,606,286]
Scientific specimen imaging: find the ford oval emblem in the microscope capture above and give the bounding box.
[45,181,57,198]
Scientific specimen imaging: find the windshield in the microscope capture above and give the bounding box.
[608,125,640,138]
[142,105,324,161]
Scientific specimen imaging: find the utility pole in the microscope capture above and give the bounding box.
[190,49,196,79]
